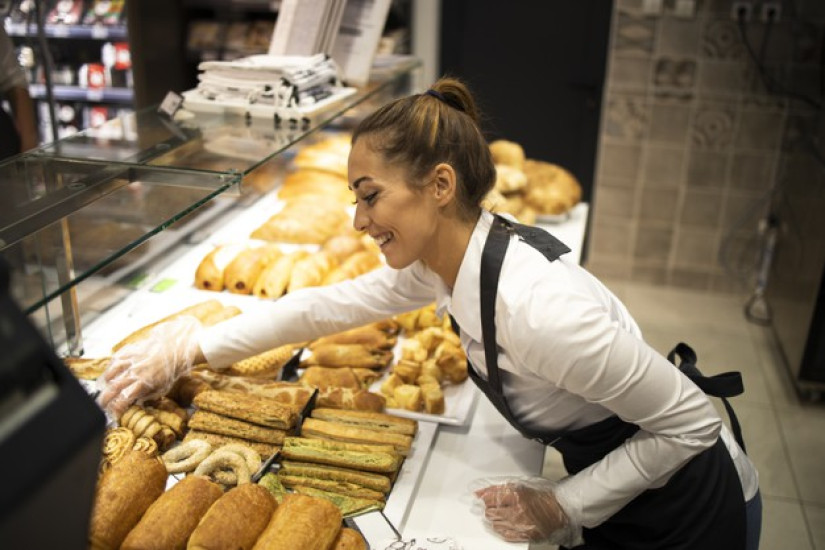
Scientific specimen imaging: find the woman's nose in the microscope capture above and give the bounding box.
[352,203,368,232]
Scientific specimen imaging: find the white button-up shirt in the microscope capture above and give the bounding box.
[200,210,758,532]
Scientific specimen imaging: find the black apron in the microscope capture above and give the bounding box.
[454,215,747,550]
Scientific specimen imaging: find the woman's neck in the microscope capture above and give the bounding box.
[422,213,478,289]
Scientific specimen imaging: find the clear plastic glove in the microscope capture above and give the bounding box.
[97,316,203,419]
[471,477,572,544]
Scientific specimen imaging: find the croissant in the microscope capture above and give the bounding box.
[323,251,381,285]
[224,244,283,295]
[253,250,310,299]
[288,251,338,293]
[302,344,394,369]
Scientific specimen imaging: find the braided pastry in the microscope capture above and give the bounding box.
[216,443,261,475]
[162,439,212,474]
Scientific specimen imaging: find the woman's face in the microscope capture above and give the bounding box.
[348,137,440,269]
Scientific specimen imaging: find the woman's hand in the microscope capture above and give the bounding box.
[475,480,569,542]
[97,316,203,418]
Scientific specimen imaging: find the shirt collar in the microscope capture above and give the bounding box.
[433,210,494,343]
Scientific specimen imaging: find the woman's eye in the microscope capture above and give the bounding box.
[364,192,378,205]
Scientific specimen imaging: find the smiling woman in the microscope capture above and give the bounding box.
[99,77,761,550]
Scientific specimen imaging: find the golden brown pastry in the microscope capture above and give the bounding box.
[119,405,176,451]
[317,387,386,413]
[302,344,393,370]
[251,199,349,244]
[393,385,423,413]
[225,344,296,378]
[193,390,298,429]
[183,430,279,459]
[322,251,382,285]
[187,484,276,550]
[422,385,445,415]
[281,437,401,474]
[494,163,528,194]
[310,408,417,435]
[310,325,396,350]
[252,493,342,550]
[189,410,288,445]
[64,356,110,380]
[300,366,364,390]
[252,250,310,298]
[321,234,366,263]
[292,486,384,517]
[278,170,353,204]
[195,243,246,291]
[278,460,392,493]
[88,451,167,550]
[199,305,243,327]
[523,158,582,215]
[489,139,525,169]
[224,244,283,295]
[112,300,224,353]
[121,475,223,550]
[278,474,385,501]
[332,528,368,550]
[100,427,136,472]
[287,251,338,292]
[301,417,413,454]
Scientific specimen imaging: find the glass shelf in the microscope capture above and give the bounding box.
[0,57,419,349]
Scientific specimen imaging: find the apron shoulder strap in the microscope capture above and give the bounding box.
[668,342,748,454]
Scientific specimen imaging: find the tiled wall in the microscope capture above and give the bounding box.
[586,0,825,294]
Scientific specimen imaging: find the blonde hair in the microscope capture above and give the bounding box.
[352,77,496,221]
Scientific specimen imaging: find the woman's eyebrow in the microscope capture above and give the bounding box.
[349,176,371,191]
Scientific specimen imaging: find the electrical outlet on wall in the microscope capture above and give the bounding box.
[731,1,753,21]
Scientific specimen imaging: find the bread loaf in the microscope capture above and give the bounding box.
[251,493,342,550]
[193,390,298,429]
[189,410,288,445]
[121,475,223,550]
[187,484,276,550]
[281,437,401,474]
[301,418,413,455]
[332,528,368,550]
[310,408,417,436]
[88,451,167,550]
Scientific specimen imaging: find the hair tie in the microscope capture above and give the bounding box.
[424,89,464,113]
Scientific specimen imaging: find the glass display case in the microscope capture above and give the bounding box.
[0,57,419,357]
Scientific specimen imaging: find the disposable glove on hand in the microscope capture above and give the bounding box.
[97,316,203,419]
[473,477,570,543]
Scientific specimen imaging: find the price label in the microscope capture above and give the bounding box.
[87,89,104,102]
[52,26,70,38]
[157,91,184,118]
[91,25,108,39]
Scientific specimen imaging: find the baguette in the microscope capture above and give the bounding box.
[121,476,222,550]
[281,437,401,474]
[278,473,386,501]
[183,430,279,459]
[251,493,342,550]
[187,484,276,550]
[310,407,417,436]
[301,417,413,455]
[278,460,392,493]
[193,390,298,429]
[292,487,384,517]
[189,410,287,445]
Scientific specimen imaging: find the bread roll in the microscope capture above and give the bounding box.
[251,493,342,550]
[301,418,413,455]
[187,484,276,550]
[88,451,167,550]
[121,475,223,550]
[489,139,525,169]
[332,528,368,550]
[310,408,417,436]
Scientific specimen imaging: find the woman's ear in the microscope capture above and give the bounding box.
[432,163,457,206]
